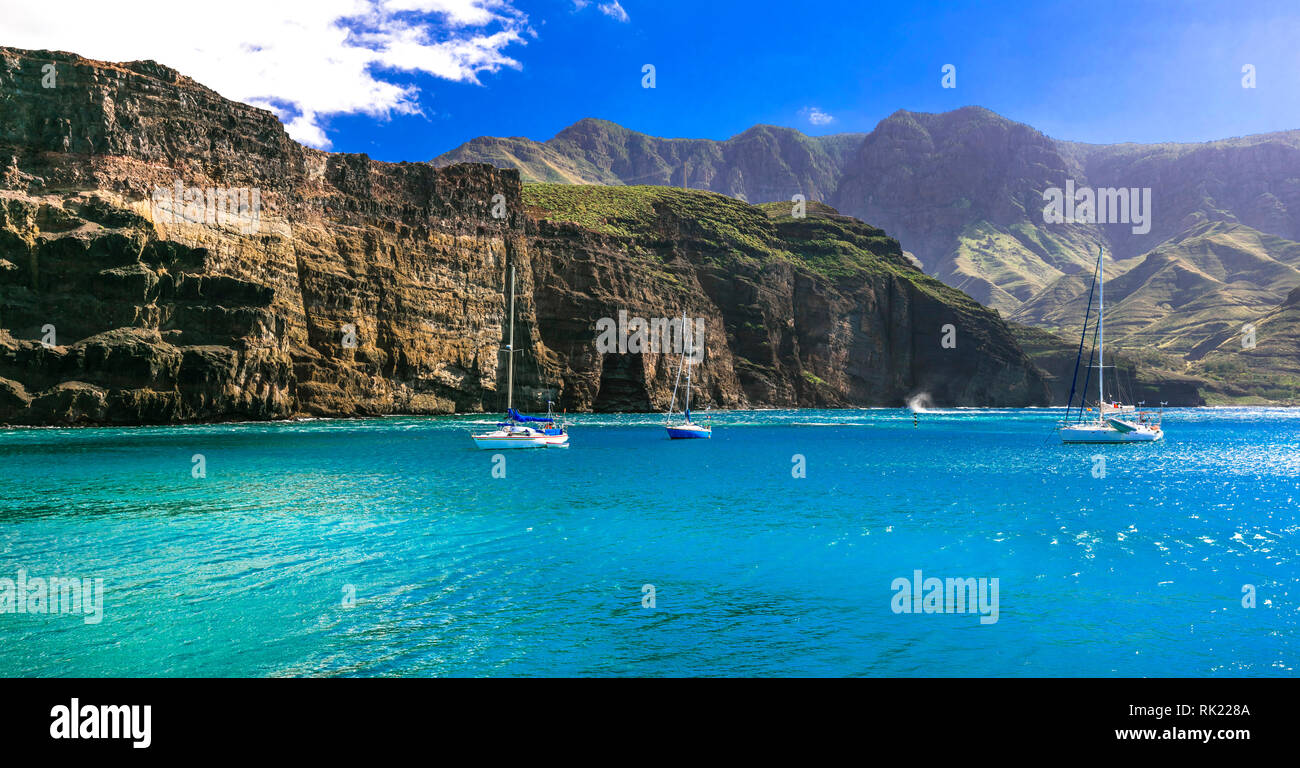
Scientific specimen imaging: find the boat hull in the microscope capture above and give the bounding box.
[471,433,569,449]
[666,424,711,439]
[1060,423,1162,443]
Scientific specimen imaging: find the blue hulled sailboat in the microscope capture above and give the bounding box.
[665,313,710,439]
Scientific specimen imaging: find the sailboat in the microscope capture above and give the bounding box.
[1060,246,1163,444]
[665,313,711,439]
[471,266,570,449]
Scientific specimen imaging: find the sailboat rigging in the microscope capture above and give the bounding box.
[1059,246,1163,444]
[471,266,570,449]
[665,312,711,439]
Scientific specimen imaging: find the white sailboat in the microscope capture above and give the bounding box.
[471,266,569,449]
[1060,247,1163,444]
[665,313,710,439]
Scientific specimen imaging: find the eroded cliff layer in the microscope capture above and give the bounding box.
[0,46,1046,425]
[525,189,1048,410]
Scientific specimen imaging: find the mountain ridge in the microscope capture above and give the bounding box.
[0,45,1048,425]
[439,109,1300,403]
[435,117,866,205]
[438,109,1300,304]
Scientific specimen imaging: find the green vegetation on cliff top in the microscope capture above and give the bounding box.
[523,183,778,257]
[522,183,988,316]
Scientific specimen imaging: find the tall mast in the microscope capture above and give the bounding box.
[684,357,692,418]
[1097,246,1104,421]
[682,311,692,420]
[507,266,515,413]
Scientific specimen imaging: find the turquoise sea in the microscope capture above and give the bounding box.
[0,408,1296,677]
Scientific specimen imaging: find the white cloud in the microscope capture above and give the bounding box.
[598,2,630,22]
[0,0,529,148]
[799,107,835,126]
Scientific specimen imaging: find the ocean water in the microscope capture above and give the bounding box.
[0,408,1296,677]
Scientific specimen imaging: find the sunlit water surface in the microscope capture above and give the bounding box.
[1,408,1296,676]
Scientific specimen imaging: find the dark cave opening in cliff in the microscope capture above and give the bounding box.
[591,353,653,413]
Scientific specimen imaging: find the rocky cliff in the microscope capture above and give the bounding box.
[524,190,1048,410]
[441,108,1300,318]
[0,46,1047,425]
[440,108,1300,404]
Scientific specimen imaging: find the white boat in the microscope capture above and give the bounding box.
[1060,418,1162,443]
[471,417,569,449]
[471,266,569,449]
[665,312,711,439]
[1060,247,1163,444]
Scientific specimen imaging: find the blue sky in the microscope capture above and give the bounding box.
[6,0,1299,160]
[345,0,1300,161]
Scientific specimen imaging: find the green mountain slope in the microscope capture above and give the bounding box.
[436,118,864,205]
[1191,287,1300,404]
[1010,221,1300,353]
[1007,322,1207,406]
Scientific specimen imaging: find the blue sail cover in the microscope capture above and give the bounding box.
[507,408,553,424]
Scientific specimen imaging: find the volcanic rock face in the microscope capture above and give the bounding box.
[525,190,1048,410]
[0,46,1046,425]
[443,108,1300,317]
[438,108,1300,404]
[1,47,528,424]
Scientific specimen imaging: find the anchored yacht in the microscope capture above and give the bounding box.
[1060,247,1164,444]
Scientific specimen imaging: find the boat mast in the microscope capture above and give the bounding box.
[684,360,692,421]
[507,266,515,413]
[682,311,692,421]
[1097,246,1104,422]
[667,359,683,417]
[667,311,686,422]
